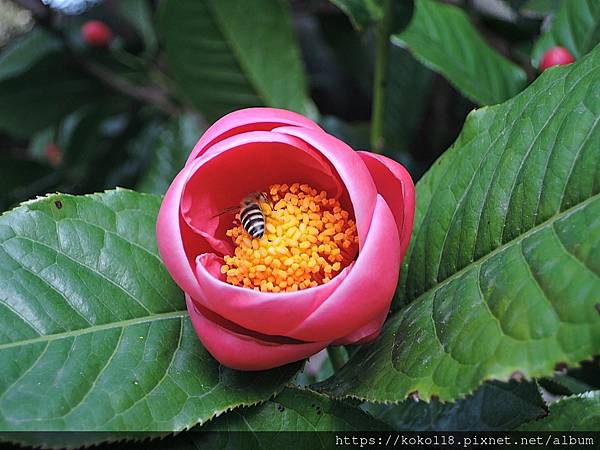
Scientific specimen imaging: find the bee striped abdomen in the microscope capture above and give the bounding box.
[240,203,265,238]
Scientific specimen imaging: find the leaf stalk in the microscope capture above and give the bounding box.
[327,346,348,372]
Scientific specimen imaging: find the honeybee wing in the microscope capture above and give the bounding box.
[256,191,273,208]
[211,205,240,219]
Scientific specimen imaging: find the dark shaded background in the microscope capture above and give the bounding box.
[0,0,546,211]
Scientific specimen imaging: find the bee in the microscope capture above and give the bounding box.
[215,192,270,239]
[239,192,271,239]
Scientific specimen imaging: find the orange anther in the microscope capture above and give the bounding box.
[220,183,358,292]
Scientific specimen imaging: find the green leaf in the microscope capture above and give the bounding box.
[520,0,561,17]
[317,43,600,403]
[328,0,383,31]
[99,388,389,450]
[0,189,300,433]
[531,0,600,68]
[519,391,600,431]
[393,0,527,105]
[538,373,594,396]
[363,381,546,431]
[0,28,62,82]
[0,54,103,139]
[137,114,204,195]
[158,0,309,121]
[204,387,389,432]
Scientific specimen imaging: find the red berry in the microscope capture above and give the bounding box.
[81,20,113,48]
[539,46,574,72]
[44,143,63,166]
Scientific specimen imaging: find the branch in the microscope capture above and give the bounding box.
[78,59,180,115]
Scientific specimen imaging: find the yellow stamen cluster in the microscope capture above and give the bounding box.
[221,183,358,293]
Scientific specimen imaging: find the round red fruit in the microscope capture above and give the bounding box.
[539,46,574,72]
[81,20,113,48]
[44,143,63,166]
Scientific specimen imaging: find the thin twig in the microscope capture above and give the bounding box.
[78,59,180,115]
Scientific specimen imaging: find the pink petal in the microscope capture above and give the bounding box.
[193,252,352,335]
[156,165,211,301]
[285,195,400,341]
[181,131,343,255]
[186,108,321,165]
[358,152,415,258]
[194,195,399,342]
[332,310,388,345]
[273,126,377,249]
[186,296,328,371]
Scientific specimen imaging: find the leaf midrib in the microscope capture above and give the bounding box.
[405,190,600,306]
[0,310,187,351]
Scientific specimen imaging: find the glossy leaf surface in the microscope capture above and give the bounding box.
[0,190,300,432]
[159,0,309,120]
[393,0,527,105]
[318,43,600,403]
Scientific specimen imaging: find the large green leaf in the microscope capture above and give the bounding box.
[158,0,309,121]
[538,373,594,396]
[532,0,600,68]
[317,43,600,403]
[519,391,600,431]
[101,388,389,450]
[0,190,300,433]
[203,387,389,433]
[393,0,527,105]
[0,54,103,139]
[363,381,546,431]
[137,114,204,195]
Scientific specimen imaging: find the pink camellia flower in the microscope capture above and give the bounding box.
[156,108,415,371]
